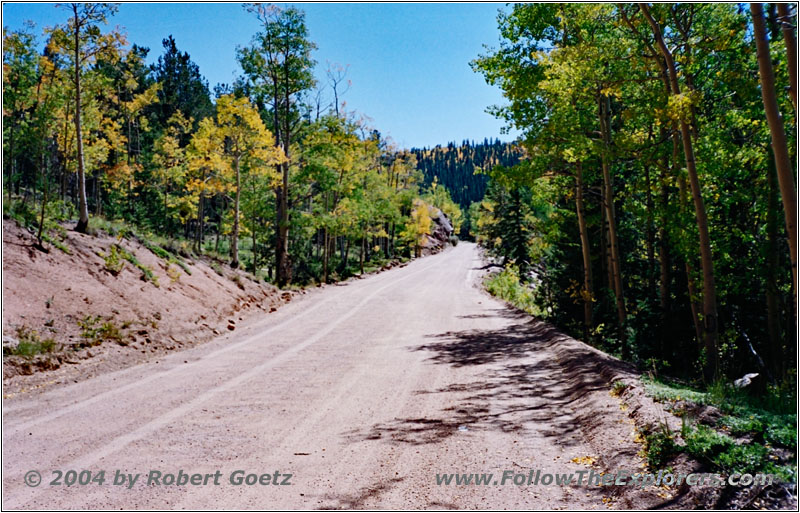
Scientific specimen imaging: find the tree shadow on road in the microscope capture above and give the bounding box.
[340,307,701,508]
[344,313,635,449]
[317,477,404,509]
[456,307,528,321]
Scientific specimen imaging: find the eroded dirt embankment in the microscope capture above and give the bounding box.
[2,219,292,396]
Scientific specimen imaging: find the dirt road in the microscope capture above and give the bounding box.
[3,243,668,509]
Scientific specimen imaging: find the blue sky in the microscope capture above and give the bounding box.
[2,2,520,149]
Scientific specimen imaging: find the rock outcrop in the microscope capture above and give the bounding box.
[422,208,454,255]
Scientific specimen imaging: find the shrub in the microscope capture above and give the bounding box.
[485,266,541,316]
[141,238,192,275]
[683,424,734,462]
[42,232,71,254]
[232,273,245,290]
[112,244,159,287]
[166,264,181,283]
[101,245,125,275]
[4,326,58,357]
[78,316,104,347]
[611,380,628,396]
[77,316,125,347]
[766,423,797,449]
[642,424,678,468]
[681,424,773,474]
[9,199,37,228]
[99,321,123,343]
[714,444,769,474]
[720,415,764,436]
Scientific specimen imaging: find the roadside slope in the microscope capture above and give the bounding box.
[2,219,288,394]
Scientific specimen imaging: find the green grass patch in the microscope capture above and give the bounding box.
[484,266,541,316]
[97,243,159,286]
[720,415,764,436]
[113,244,159,287]
[77,316,125,347]
[3,196,73,254]
[140,238,192,275]
[641,424,679,468]
[641,375,796,481]
[681,424,780,476]
[41,232,71,254]
[4,326,58,357]
[642,376,710,404]
[91,217,132,239]
[100,244,125,275]
[611,380,628,396]
[92,217,193,276]
[210,262,225,277]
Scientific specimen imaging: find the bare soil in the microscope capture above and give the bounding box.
[2,219,291,396]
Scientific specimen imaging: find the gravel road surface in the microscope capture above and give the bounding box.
[3,243,661,509]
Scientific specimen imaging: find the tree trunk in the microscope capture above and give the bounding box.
[36,153,49,250]
[641,3,719,378]
[575,163,593,340]
[7,127,15,193]
[342,237,350,273]
[601,205,612,291]
[196,167,206,253]
[644,163,656,296]
[163,184,171,235]
[277,80,293,286]
[73,5,89,233]
[322,192,329,283]
[685,261,704,347]
[752,2,798,307]
[59,104,71,203]
[96,175,102,216]
[271,81,291,287]
[323,228,329,283]
[231,155,241,268]
[658,224,671,334]
[196,192,204,253]
[389,222,396,258]
[766,155,780,374]
[271,89,287,284]
[61,166,68,203]
[252,225,258,275]
[599,94,627,328]
[777,3,798,112]
[658,146,671,329]
[276,170,291,285]
[678,173,705,354]
[360,235,365,274]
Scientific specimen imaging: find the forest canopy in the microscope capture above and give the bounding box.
[2,2,464,286]
[471,3,797,386]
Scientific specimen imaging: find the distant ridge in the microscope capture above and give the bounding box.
[410,139,524,209]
